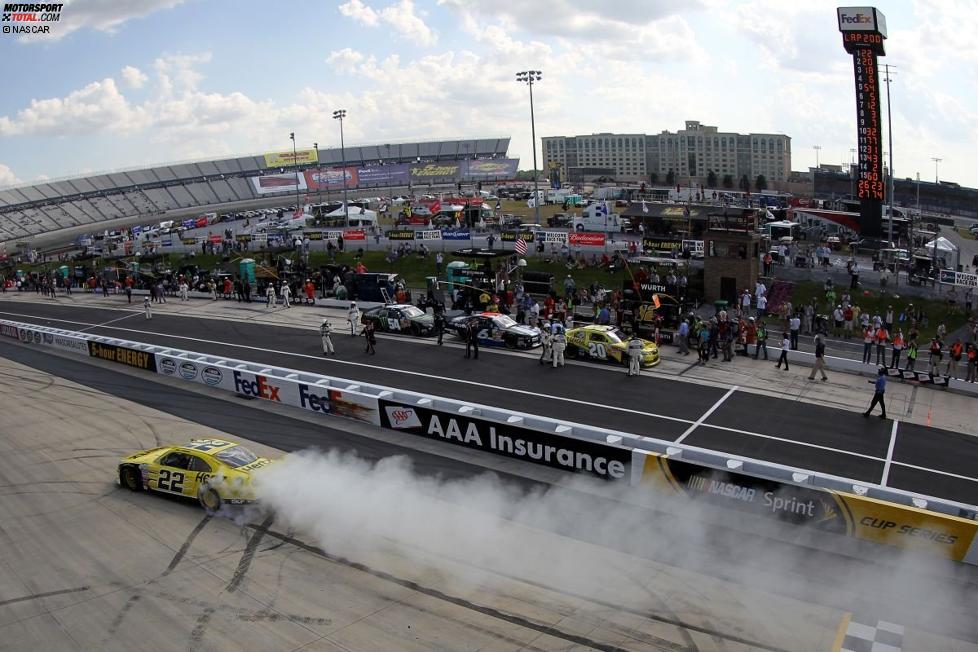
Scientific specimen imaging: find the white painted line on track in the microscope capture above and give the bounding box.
[881,419,899,486]
[0,311,694,426]
[10,309,978,485]
[889,460,978,485]
[76,311,141,332]
[674,385,739,444]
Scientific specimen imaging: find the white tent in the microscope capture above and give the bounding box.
[325,204,376,219]
[922,236,960,270]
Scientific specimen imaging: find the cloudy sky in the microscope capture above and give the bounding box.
[0,0,975,189]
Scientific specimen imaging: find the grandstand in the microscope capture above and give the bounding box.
[0,137,511,246]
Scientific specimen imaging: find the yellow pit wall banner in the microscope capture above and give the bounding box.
[637,451,978,562]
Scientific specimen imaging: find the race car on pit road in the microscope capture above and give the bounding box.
[449,312,541,349]
[118,438,273,512]
[566,325,660,367]
[361,303,435,336]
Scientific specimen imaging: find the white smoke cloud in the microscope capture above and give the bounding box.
[254,448,971,634]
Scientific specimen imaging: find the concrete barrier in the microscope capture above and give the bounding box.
[4,316,978,563]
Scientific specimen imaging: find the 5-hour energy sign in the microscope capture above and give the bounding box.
[2,3,62,35]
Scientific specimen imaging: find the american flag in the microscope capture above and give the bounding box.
[514,237,527,255]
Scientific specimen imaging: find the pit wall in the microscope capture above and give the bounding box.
[3,318,976,564]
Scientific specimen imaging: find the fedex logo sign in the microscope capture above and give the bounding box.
[298,384,330,413]
[233,371,281,401]
[837,7,880,32]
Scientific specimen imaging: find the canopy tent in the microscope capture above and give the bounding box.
[922,236,960,270]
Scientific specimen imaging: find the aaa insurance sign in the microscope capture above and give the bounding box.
[379,399,630,480]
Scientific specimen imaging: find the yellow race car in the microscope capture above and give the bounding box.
[118,438,272,512]
[566,325,660,367]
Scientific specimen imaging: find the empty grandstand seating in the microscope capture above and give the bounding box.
[0,137,512,242]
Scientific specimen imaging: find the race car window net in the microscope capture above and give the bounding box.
[402,306,424,317]
[214,446,259,468]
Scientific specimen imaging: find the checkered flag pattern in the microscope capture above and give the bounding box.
[841,619,904,652]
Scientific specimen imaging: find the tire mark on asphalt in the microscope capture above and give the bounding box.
[106,594,140,635]
[162,514,213,577]
[188,606,215,648]
[907,384,919,417]
[255,525,629,652]
[225,514,274,593]
[0,585,89,607]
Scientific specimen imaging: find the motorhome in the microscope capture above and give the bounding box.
[571,202,624,232]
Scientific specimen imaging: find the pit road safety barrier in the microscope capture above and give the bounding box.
[3,317,978,564]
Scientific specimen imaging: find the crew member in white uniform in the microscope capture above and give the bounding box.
[627,334,644,376]
[281,282,292,308]
[320,319,334,355]
[347,302,361,335]
[265,284,276,309]
[551,327,566,368]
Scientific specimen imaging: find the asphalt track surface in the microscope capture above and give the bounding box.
[2,301,977,507]
[6,339,978,650]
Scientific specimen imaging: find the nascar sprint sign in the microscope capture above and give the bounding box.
[378,399,630,480]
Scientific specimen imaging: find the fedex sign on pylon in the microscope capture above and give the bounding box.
[837,7,887,36]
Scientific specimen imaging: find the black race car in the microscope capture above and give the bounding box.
[361,304,435,336]
[449,312,541,349]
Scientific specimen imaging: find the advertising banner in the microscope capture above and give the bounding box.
[251,173,308,195]
[1,323,19,340]
[182,238,198,245]
[440,228,471,241]
[324,231,343,241]
[642,454,849,532]
[386,229,417,241]
[500,230,536,242]
[378,399,630,480]
[540,231,568,244]
[463,158,519,180]
[305,167,358,191]
[343,229,366,241]
[569,232,606,247]
[417,230,442,241]
[88,341,158,372]
[836,492,978,560]
[640,453,978,561]
[303,231,324,241]
[939,269,978,287]
[42,331,90,356]
[357,163,410,187]
[235,234,252,243]
[264,148,318,168]
[643,238,683,255]
[409,162,461,185]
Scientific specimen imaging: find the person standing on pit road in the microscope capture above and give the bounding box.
[347,302,360,335]
[178,280,189,302]
[776,332,790,370]
[551,326,567,368]
[890,328,905,369]
[320,319,334,355]
[281,281,292,309]
[754,320,769,360]
[125,284,132,304]
[627,333,644,377]
[677,318,690,355]
[789,313,801,350]
[266,283,276,309]
[863,368,888,419]
[363,320,377,355]
[539,322,553,365]
[143,295,152,320]
[875,323,889,366]
[808,334,829,382]
[434,311,446,345]
[465,320,479,359]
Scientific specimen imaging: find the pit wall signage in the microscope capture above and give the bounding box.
[378,399,630,481]
[640,452,978,561]
[88,341,157,372]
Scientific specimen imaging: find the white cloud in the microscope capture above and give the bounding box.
[338,0,379,26]
[0,78,147,137]
[326,48,366,74]
[339,0,437,46]
[0,164,20,188]
[443,0,704,62]
[22,0,186,42]
[120,65,148,89]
